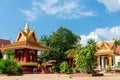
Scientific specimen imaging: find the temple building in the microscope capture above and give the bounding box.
[0,22,50,73]
[0,39,11,55]
[95,40,120,71]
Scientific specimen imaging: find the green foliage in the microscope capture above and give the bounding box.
[114,39,120,47]
[0,50,3,59]
[65,45,81,57]
[39,35,50,46]
[105,66,111,72]
[0,59,23,74]
[0,50,22,74]
[60,61,72,74]
[39,27,80,62]
[74,39,98,73]
[52,65,60,72]
[6,50,15,60]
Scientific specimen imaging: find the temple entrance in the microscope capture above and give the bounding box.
[100,56,109,70]
[95,40,115,71]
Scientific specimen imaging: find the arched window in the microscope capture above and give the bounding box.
[29,50,35,62]
[18,50,23,62]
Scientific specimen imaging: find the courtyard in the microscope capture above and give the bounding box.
[0,73,120,80]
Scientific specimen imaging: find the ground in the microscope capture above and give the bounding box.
[0,73,120,80]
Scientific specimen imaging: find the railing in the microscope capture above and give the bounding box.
[18,62,38,66]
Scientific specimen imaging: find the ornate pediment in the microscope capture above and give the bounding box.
[15,22,37,44]
[96,40,115,55]
[97,40,114,50]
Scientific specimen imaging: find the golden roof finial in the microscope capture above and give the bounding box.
[24,22,30,33]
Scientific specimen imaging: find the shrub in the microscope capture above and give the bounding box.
[16,64,23,74]
[105,66,111,72]
[60,61,72,74]
[6,61,18,74]
[0,59,23,74]
[52,65,59,72]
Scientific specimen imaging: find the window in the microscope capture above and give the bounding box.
[118,62,120,66]
[18,50,23,62]
[29,50,35,62]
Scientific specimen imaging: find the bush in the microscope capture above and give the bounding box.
[105,66,111,72]
[52,65,60,72]
[17,64,23,74]
[0,59,23,74]
[60,61,72,74]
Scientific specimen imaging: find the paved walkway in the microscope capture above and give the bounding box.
[0,73,120,80]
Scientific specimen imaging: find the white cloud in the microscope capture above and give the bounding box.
[80,32,99,46]
[97,0,120,12]
[20,7,40,21]
[80,26,120,46]
[21,0,95,21]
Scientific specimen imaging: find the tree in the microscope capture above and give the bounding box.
[39,35,50,46]
[39,27,80,62]
[6,50,15,61]
[60,61,72,74]
[114,39,120,47]
[74,39,98,73]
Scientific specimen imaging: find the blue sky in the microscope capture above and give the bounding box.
[0,0,120,45]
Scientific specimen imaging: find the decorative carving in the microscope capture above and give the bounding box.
[18,50,23,62]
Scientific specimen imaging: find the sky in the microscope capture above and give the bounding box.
[0,0,120,46]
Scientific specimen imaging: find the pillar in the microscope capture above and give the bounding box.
[108,55,112,66]
[97,56,101,70]
[101,56,104,70]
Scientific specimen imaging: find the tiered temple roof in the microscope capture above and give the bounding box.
[0,22,50,51]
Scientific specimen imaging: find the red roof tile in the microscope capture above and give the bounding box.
[0,39,11,48]
[116,46,120,55]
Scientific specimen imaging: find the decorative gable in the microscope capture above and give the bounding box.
[15,22,38,44]
[97,40,114,50]
[0,22,50,51]
[28,31,37,43]
[96,40,115,55]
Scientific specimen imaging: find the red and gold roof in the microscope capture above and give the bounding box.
[0,22,50,51]
[96,40,115,56]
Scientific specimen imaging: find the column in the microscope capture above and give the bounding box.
[97,56,101,70]
[101,56,104,70]
[108,55,112,66]
[112,55,115,66]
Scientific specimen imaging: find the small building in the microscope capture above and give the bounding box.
[0,22,50,73]
[96,40,116,71]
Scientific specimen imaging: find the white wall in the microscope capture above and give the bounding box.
[115,55,120,66]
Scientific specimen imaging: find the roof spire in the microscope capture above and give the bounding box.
[24,22,30,33]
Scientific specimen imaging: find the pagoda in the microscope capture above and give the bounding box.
[0,22,50,73]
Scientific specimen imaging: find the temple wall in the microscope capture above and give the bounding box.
[115,55,120,66]
[15,49,38,63]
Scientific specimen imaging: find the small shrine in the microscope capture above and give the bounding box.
[0,22,50,73]
[96,40,115,71]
